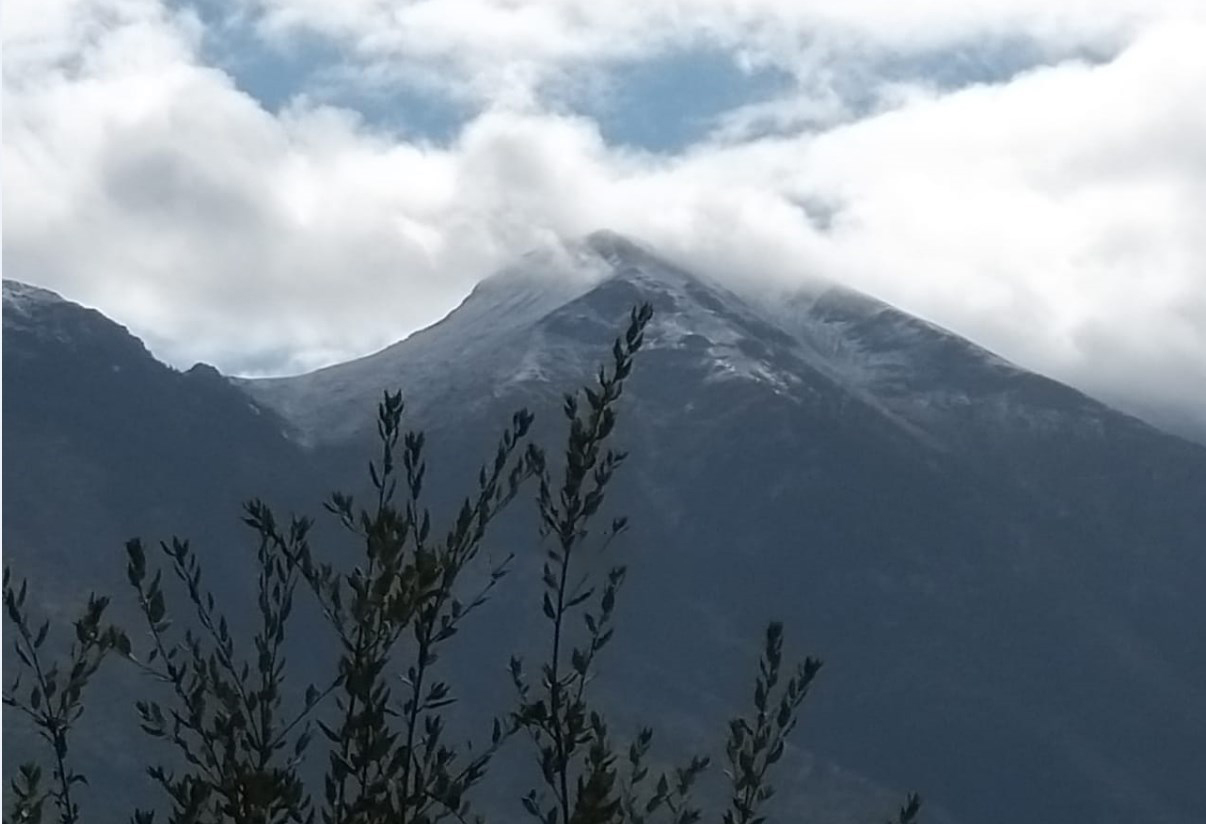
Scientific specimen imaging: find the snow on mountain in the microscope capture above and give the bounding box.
[753,284,1016,388]
[242,231,821,443]
[241,238,603,443]
[242,231,1133,448]
[584,231,805,392]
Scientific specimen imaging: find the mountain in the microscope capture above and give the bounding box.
[5,233,1206,824]
[245,230,1144,452]
[242,231,1206,824]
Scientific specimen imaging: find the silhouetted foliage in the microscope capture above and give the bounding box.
[890,794,923,824]
[722,622,822,824]
[4,305,920,824]
[3,568,128,824]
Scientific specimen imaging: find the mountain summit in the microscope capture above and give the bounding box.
[244,230,1135,452]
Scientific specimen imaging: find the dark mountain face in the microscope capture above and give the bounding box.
[3,281,322,803]
[3,282,315,584]
[5,232,1206,824]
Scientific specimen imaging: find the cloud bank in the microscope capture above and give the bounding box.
[4,0,1204,434]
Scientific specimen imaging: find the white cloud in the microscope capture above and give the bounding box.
[239,0,1198,105]
[3,0,1204,433]
[784,22,1206,417]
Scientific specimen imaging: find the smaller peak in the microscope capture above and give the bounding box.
[186,362,224,380]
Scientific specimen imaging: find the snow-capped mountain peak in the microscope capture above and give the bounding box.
[242,231,802,442]
[242,231,1122,447]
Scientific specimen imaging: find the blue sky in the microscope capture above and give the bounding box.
[190,7,801,152]
[4,0,1205,431]
[176,3,1069,152]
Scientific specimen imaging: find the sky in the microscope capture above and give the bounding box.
[4,0,1205,435]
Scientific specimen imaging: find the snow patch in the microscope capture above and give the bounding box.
[704,349,795,393]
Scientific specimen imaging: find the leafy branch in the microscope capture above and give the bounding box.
[3,568,128,824]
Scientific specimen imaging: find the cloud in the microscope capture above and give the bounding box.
[236,0,1194,108]
[3,0,1204,434]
